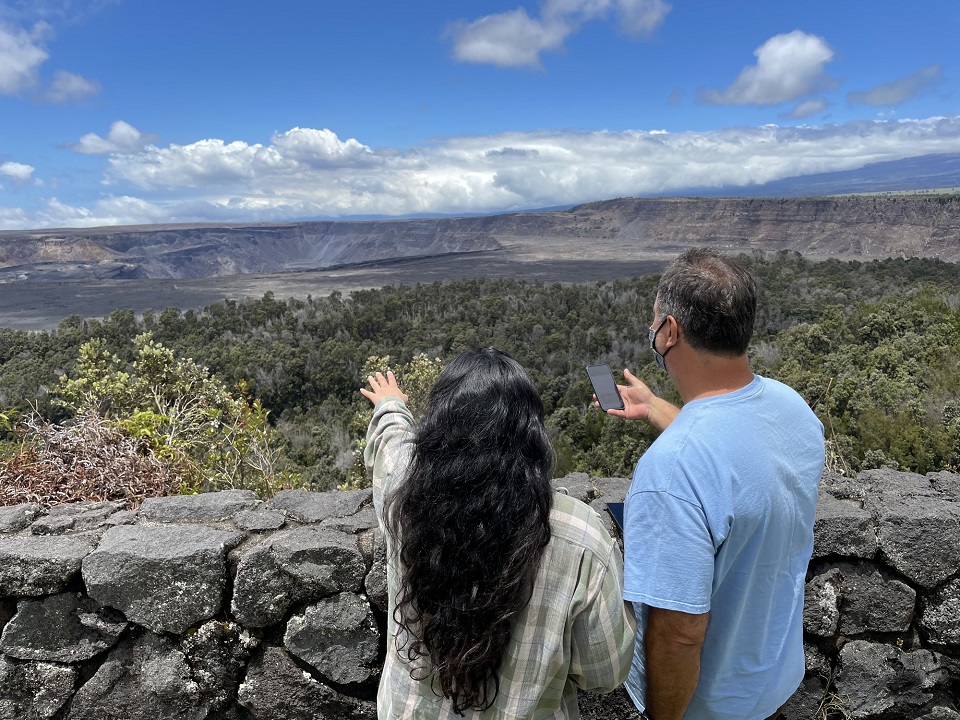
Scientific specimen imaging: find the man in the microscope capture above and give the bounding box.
[605,248,825,720]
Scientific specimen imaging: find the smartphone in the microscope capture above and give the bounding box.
[585,364,624,412]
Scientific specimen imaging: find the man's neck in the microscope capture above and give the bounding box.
[671,352,754,404]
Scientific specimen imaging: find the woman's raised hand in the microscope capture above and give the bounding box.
[360,370,409,406]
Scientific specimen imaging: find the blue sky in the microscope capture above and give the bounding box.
[0,0,957,229]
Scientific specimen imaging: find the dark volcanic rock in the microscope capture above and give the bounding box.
[231,527,367,627]
[284,592,380,685]
[82,524,242,633]
[0,592,126,662]
[237,646,375,720]
[836,640,952,718]
[0,655,76,719]
[0,534,96,596]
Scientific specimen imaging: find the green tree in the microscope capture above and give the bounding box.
[54,333,295,496]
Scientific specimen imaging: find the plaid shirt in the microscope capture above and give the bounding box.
[365,397,633,720]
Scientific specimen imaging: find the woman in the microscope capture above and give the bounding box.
[362,348,633,719]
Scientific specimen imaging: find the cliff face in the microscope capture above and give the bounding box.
[0,195,958,282]
[582,195,960,259]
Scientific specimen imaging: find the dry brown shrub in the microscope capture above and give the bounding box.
[0,412,188,509]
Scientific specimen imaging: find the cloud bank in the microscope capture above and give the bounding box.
[3,115,959,229]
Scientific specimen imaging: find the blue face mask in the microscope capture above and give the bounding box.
[648,317,672,370]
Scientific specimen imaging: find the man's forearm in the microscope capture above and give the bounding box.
[649,396,680,432]
[644,608,707,720]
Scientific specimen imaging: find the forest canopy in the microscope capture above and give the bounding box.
[1,251,959,502]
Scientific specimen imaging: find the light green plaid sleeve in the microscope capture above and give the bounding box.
[568,538,635,693]
[364,395,416,523]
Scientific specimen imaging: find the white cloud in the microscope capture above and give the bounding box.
[4,116,960,229]
[107,129,375,189]
[848,65,944,106]
[448,9,568,69]
[701,31,835,106]
[615,0,671,37]
[0,21,49,94]
[449,0,669,69]
[270,127,376,168]
[70,120,153,155]
[0,161,35,181]
[785,98,828,119]
[43,69,100,102]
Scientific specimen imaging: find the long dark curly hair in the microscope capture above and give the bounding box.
[384,348,555,714]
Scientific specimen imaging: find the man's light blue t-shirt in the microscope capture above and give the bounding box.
[623,375,824,720]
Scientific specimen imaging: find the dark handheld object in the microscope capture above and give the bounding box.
[585,364,625,412]
[606,502,624,534]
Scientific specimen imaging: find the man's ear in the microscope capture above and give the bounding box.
[664,315,680,347]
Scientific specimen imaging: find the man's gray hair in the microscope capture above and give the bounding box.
[655,248,757,356]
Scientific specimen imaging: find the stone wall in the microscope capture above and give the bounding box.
[0,469,957,719]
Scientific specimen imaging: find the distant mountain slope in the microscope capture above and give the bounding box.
[1,194,958,283]
[680,153,960,197]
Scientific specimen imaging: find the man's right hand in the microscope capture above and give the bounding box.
[601,368,679,432]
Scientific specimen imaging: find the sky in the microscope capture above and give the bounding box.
[0,0,957,230]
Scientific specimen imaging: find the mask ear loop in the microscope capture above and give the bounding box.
[649,316,674,370]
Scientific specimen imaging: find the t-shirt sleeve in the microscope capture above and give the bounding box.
[622,488,714,614]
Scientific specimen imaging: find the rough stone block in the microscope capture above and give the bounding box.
[0,504,41,534]
[835,561,916,634]
[919,578,960,646]
[364,529,388,613]
[0,655,76,720]
[319,506,377,534]
[553,473,593,504]
[67,632,211,720]
[0,592,126,662]
[180,621,260,713]
[804,568,841,636]
[30,502,125,535]
[285,592,380,685]
[231,527,367,627]
[820,470,865,501]
[578,687,643,720]
[873,494,960,588]
[861,468,939,497]
[928,471,960,501]
[919,708,960,720]
[83,524,242,634]
[778,675,826,720]
[233,509,285,532]
[836,640,951,718]
[803,641,830,677]
[0,534,96,597]
[237,646,375,720]
[266,489,371,524]
[812,492,876,559]
[140,489,260,523]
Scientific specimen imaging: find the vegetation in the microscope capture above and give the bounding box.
[1,251,959,503]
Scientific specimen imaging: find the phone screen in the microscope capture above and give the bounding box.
[585,364,624,411]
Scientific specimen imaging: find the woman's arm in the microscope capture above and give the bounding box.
[362,371,416,519]
[568,540,635,693]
